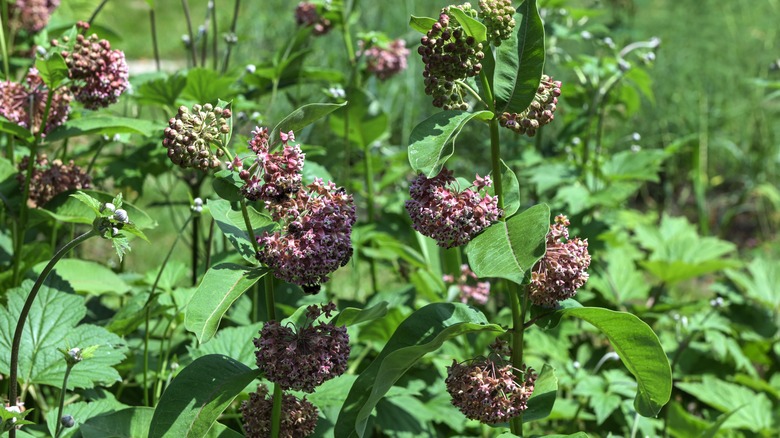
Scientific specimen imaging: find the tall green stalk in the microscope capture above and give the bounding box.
[0,1,10,80]
[509,283,529,436]
[53,363,74,438]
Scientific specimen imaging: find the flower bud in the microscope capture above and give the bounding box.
[60,415,75,428]
[113,209,129,223]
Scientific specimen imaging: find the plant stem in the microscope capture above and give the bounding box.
[87,0,110,26]
[7,229,97,434]
[189,178,203,286]
[210,0,218,70]
[86,138,107,175]
[240,200,258,252]
[363,146,379,294]
[262,274,283,438]
[0,1,10,80]
[53,363,74,438]
[509,283,528,436]
[181,0,198,67]
[149,8,161,72]
[489,118,504,211]
[221,0,241,73]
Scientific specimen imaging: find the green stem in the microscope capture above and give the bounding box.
[270,383,283,438]
[455,79,489,109]
[509,283,528,436]
[181,0,198,67]
[240,200,258,252]
[221,0,241,73]
[363,145,379,293]
[489,118,504,211]
[87,0,110,25]
[0,1,10,80]
[53,363,74,438]
[7,229,97,431]
[149,8,161,72]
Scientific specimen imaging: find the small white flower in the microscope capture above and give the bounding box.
[246,64,257,74]
[114,209,129,223]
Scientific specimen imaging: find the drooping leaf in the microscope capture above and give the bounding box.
[81,406,243,438]
[149,355,261,438]
[523,364,557,423]
[409,16,436,34]
[212,169,244,202]
[334,303,505,438]
[465,204,550,285]
[408,110,493,177]
[0,115,35,145]
[494,1,545,114]
[0,278,128,389]
[45,116,163,142]
[488,159,521,217]
[336,301,389,327]
[184,264,268,344]
[207,199,275,263]
[449,7,487,44]
[30,259,130,296]
[270,102,347,148]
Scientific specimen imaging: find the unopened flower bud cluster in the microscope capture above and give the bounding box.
[163,104,231,171]
[16,155,91,208]
[294,2,332,36]
[406,168,502,248]
[499,75,561,137]
[443,264,490,305]
[254,302,349,393]
[0,68,72,136]
[529,215,591,307]
[478,0,516,46]
[10,0,60,33]
[359,39,410,81]
[419,6,485,110]
[241,384,318,438]
[446,358,536,424]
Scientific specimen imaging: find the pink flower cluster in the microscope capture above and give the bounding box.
[359,39,410,81]
[254,303,349,393]
[529,215,591,307]
[59,32,129,109]
[17,154,91,208]
[11,0,60,33]
[238,128,304,203]
[241,384,318,438]
[406,168,502,248]
[499,75,562,137]
[443,264,490,305]
[0,68,71,136]
[294,2,332,36]
[446,358,536,424]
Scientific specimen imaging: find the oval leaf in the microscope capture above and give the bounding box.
[184,264,268,344]
[270,102,347,148]
[494,0,546,114]
[449,7,487,44]
[523,363,557,423]
[0,115,35,145]
[409,15,436,34]
[489,159,521,217]
[149,354,260,438]
[208,199,275,263]
[465,203,550,285]
[334,303,505,438]
[408,110,493,177]
[45,116,163,142]
[559,307,672,417]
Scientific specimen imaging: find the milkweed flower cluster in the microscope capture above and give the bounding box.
[406,168,502,248]
[478,0,516,46]
[241,384,318,438]
[237,129,356,290]
[294,2,332,36]
[0,68,72,136]
[17,154,91,208]
[254,302,349,393]
[418,5,485,110]
[529,214,591,307]
[11,0,60,33]
[359,39,410,81]
[446,358,537,424]
[162,104,231,171]
[499,75,561,137]
[443,264,491,305]
[58,31,130,109]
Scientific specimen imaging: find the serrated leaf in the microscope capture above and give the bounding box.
[208,199,275,263]
[45,116,163,142]
[135,73,187,109]
[149,355,261,438]
[182,68,239,103]
[409,15,436,34]
[449,8,487,43]
[408,110,493,177]
[30,259,129,295]
[35,53,69,88]
[36,190,156,229]
[494,1,546,114]
[0,278,128,389]
[70,190,102,215]
[45,397,125,438]
[270,102,347,148]
[676,376,773,432]
[465,204,550,285]
[334,303,505,438]
[184,264,268,344]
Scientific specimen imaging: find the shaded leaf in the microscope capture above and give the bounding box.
[523,364,557,423]
[409,16,436,34]
[45,116,163,142]
[30,259,130,296]
[270,102,347,148]
[208,199,274,263]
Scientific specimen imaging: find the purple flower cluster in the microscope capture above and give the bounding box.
[0,68,71,136]
[17,154,91,208]
[419,8,485,110]
[294,2,332,36]
[406,168,502,248]
[478,0,516,46]
[163,104,232,171]
[359,39,410,81]
[254,303,349,393]
[446,358,536,424]
[59,32,129,109]
[499,75,562,137]
[238,128,304,203]
[443,264,491,305]
[11,0,60,33]
[241,384,318,438]
[529,215,591,307]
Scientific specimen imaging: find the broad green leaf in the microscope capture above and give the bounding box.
[494,1,545,114]
[676,376,773,432]
[725,257,780,308]
[337,301,389,327]
[30,259,130,295]
[666,401,709,438]
[408,110,493,177]
[182,68,239,103]
[523,364,557,423]
[135,73,187,109]
[189,322,263,368]
[81,407,242,438]
[465,204,550,285]
[558,308,671,417]
[45,116,163,142]
[212,169,244,202]
[35,53,69,88]
[449,7,487,44]
[409,15,436,34]
[33,189,156,230]
[602,150,668,183]
[334,303,505,438]
[208,199,275,263]
[0,115,35,145]
[0,278,128,389]
[149,355,260,438]
[184,264,268,344]
[489,159,521,217]
[45,397,125,438]
[270,102,347,148]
